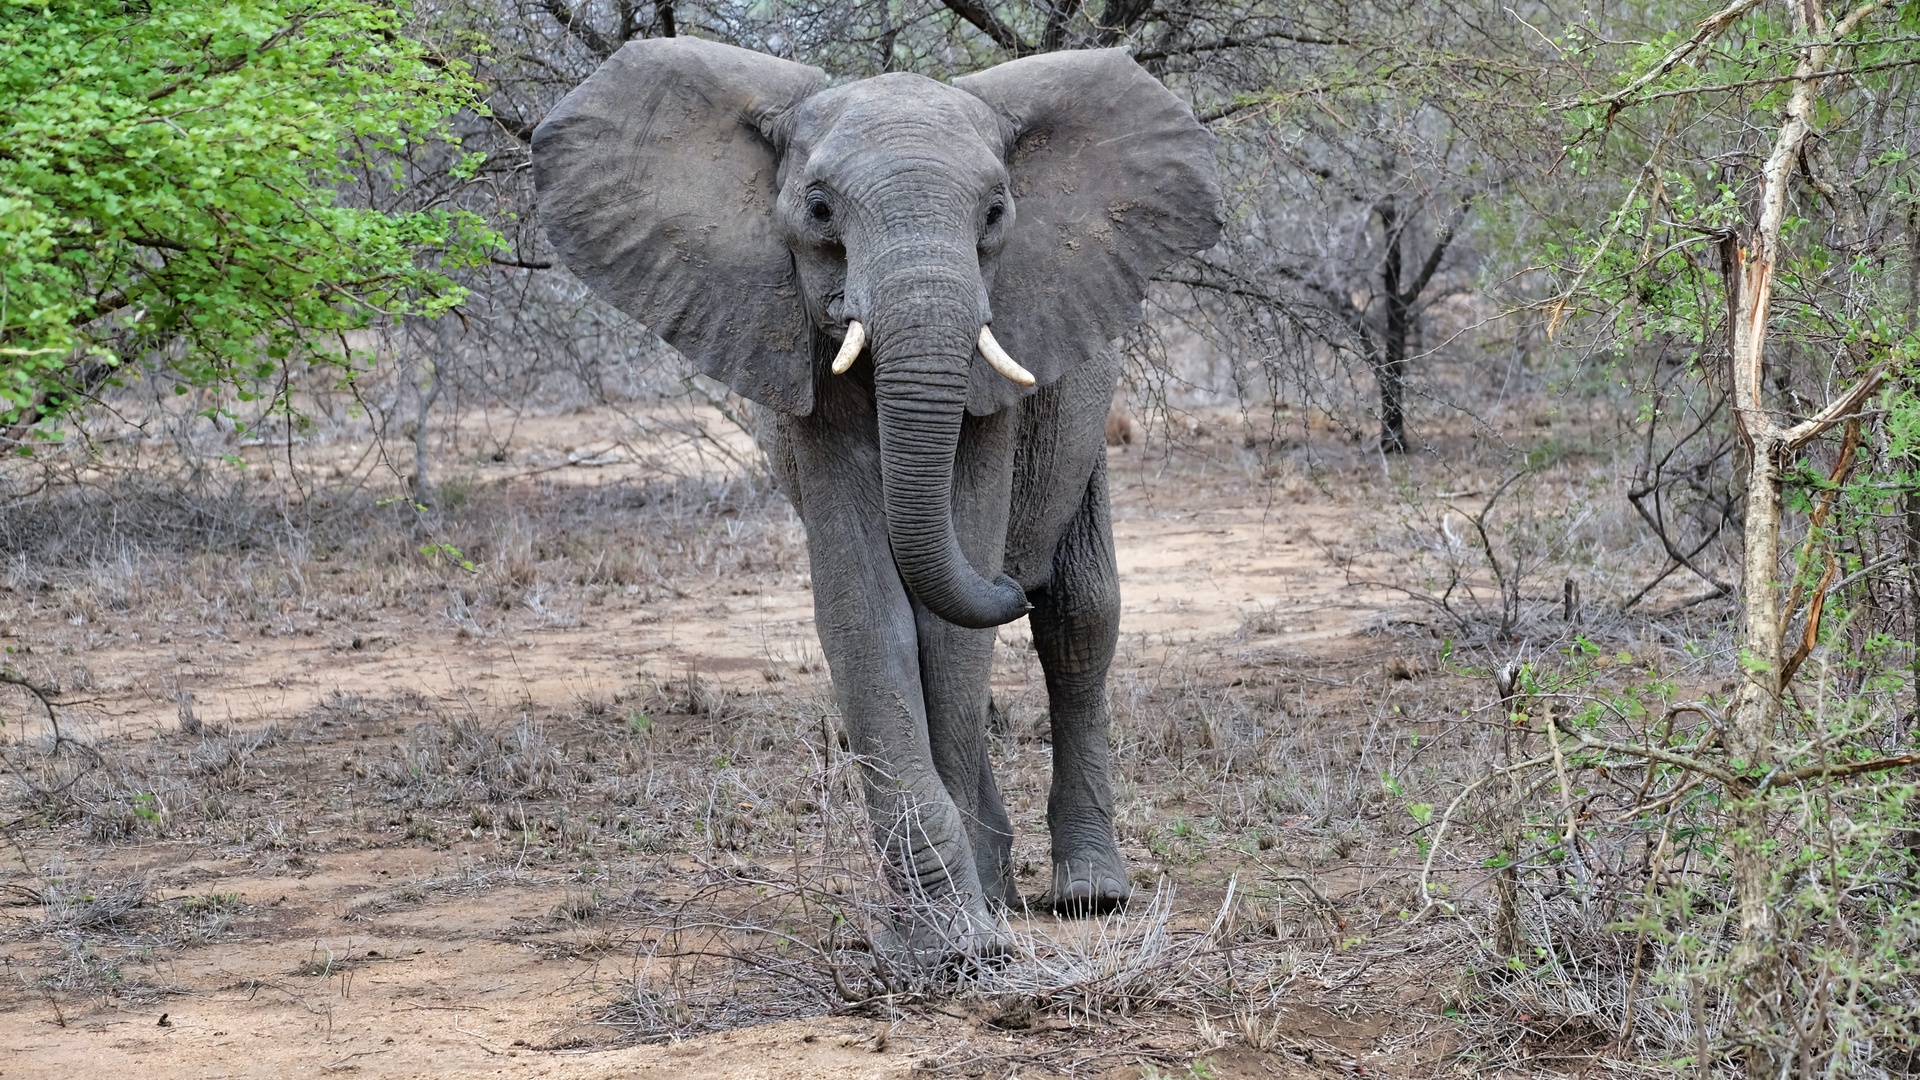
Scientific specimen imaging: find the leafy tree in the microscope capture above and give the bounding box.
[0,0,496,435]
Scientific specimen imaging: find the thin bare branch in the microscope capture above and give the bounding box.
[1568,0,1766,114]
[538,0,615,59]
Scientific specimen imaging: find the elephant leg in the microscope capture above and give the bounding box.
[810,525,1004,954]
[1030,455,1130,914]
[915,405,1019,908]
[915,607,1017,909]
[782,404,1005,958]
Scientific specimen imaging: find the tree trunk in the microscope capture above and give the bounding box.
[1723,207,1799,1074]
[1378,199,1409,453]
[408,322,446,505]
[1713,2,1856,1055]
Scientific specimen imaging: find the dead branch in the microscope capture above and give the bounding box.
[536,0,615,58]
[1585,54,1920,108]
[1766,751,1920,788]
[0,667,65,746]
[938,0,1030,54]
[1779,419,1863,686]
[1415,751,1558,921]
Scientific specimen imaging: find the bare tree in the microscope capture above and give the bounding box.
[1201,109,1481,452]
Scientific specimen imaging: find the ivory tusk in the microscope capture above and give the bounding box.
[977,326,1035,387]
[830,320,866,375]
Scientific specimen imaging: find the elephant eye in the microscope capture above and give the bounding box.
[807,195,832,223]
[985,203,1004,227]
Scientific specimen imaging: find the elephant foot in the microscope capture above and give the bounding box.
[894,899,1013,969]
[1046,849,1131,916]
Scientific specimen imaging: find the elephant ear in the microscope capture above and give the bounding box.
[955,50,1222,415]
[533,39,828,414]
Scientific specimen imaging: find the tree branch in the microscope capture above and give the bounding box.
[1769,751,1920,789]
[1784,364,1886,449]
[1039,0,1075,51]
[939,0,1031,54]
[1091,0,1153,47]
[146,16,310,102]
[1400,195,1473,305]
[1573,0,1766,115]
[1584,54,1920,108]
[1625,485,1736,600]
[490,108,537,145]
[1,667,68,746]
[539,0,615,59]
[1134,26,1351,62]
[1162,266,1380,358]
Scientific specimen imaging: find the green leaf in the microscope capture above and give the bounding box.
[0,0,500,426]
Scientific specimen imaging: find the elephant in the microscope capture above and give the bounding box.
[533,37,1221,957]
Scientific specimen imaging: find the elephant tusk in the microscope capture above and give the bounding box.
[830,320,866,375]
[977,326,1035,387]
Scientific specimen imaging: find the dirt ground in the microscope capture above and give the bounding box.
[0,403,1628,1078]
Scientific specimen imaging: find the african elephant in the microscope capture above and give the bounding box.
[533,38,1221,956]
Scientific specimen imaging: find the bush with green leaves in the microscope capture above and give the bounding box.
[1421,1,1920,1072]
[0,0,496,432]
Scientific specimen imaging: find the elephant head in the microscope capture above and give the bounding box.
[534,39,1221,629]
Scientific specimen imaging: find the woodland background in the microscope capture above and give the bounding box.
[3,1,1920,1076]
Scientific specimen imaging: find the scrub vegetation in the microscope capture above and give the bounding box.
[4,1,1920,1076]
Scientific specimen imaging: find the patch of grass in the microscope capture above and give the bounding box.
[40,875,150,932]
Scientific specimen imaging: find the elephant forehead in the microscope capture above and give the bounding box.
[791,76,1007,168]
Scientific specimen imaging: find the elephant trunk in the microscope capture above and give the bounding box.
[865,250,1028,630]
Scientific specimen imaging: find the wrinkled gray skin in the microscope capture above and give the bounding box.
[534,39,1221,957]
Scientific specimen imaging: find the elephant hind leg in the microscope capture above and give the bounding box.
[1031,456,1130,915]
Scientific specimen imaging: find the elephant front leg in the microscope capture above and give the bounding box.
[1030,457,1130,914]
[784,419,1007,959]
[915,608,1017,909]
[814,540,1007,958]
